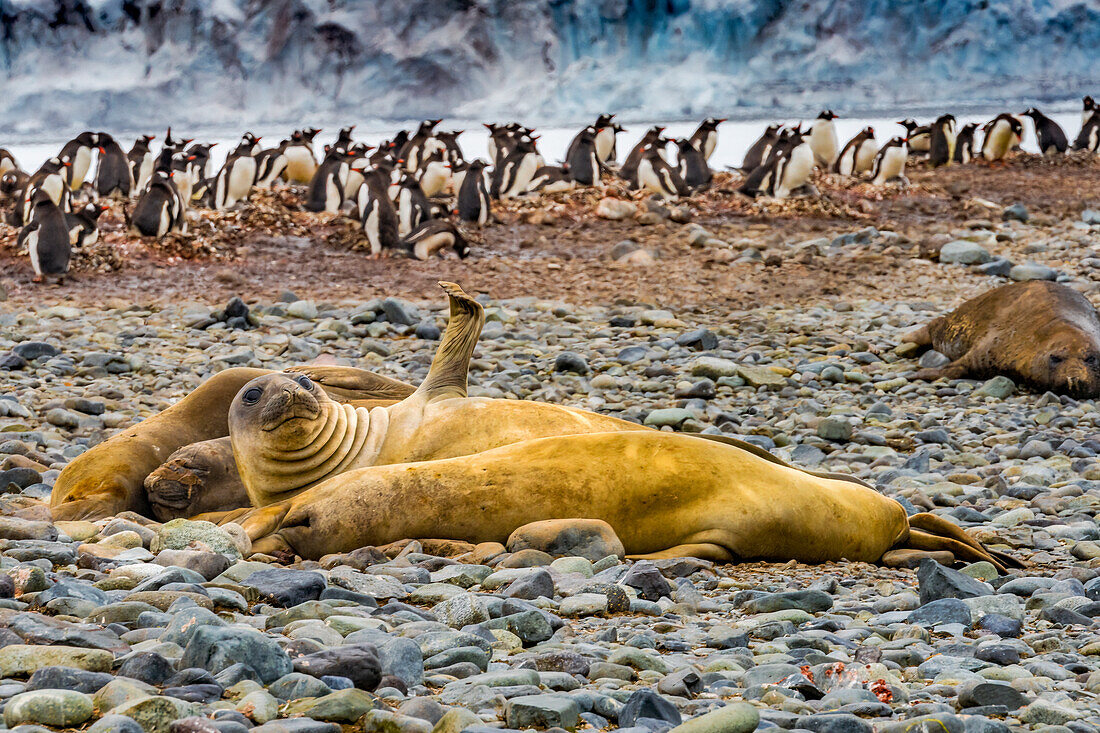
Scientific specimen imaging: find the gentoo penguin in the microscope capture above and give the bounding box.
[674,138,712,190]
[833,127,877,175]
[770,129,815,199]
[1074,113,1100,153]
[401,219,470,260]
[284,130,319,183]
[952,124,978,163]
[132,169,184,238]
[20,191,71,283]
[808,110,839,168]
[357,168,401,255]
[688,117,725,162]
[564,126,602,186]
[184,143,215,195]
[394,172,432,235]
[897,119,930,154]
[416,148,451,198]
[59,132,99,191]
[527,166,575,194]
[484,123,508,165]
[163,127,180,151]
[305,147,352,213]
[332,126,356,154]
[0,148,18,176]
[169,151,197,208]
[241,132,263,157]
[65,202,105,249]
[981,113,1022,161]
[870,136,909,184]
[400,119,442,171]
[212,140,259,209]
[593,114,621,163]
[928,114,957,168]
[620,126,666,183]
[739,128,795,197]
[342,143,374,199]
[128,135,156,192]
[252,140,288,188]
[23,157,71,223]
[1,170,29,225]
[1083,96,1097,126]
[635,144,689,199]
[435,130,465,166]
[740,124,781,173]
[448,159,471,196]
[1022,108,1068,155]
[94,133,132,199]
[491,138,541,199]
[456,160,492,225]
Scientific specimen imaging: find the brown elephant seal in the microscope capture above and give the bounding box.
[233,430,1019,572]
[51,365,416,521]
[230,282,646,507]
[903,281,1100,397]
[144,438,248,522]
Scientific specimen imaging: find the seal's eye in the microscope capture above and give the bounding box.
[242,387,262,405]
[1087,354,1099,367]
[1049,355,1065,366]
[295,375,313,391]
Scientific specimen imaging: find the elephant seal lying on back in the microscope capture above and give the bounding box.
[904,281,1100,397]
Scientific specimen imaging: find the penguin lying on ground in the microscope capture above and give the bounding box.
[66,202,105,249]
[619,127,666,184]
[527,166,575,194]
[492,137,541,199]
[834,127,876,175]
[635,144,690,199]
[20,190,72,283]
[1023,108,1068,155]
[401,219,470,260]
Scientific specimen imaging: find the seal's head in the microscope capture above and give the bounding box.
[1031,331,1100,397]
[229,372,333,450]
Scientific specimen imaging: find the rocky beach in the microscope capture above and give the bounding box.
[0,154,1099,732]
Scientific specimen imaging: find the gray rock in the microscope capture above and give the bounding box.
[180,626,291,683]
[939,240,992,265]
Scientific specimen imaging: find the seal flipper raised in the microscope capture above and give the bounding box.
[413,282,486,402]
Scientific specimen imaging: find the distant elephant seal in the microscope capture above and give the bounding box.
[234,430,1018,572]
[51,365,416,521]
[904,281,1100,397]
[230,283,645,507]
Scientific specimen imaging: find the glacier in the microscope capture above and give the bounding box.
[0,0,1097,138]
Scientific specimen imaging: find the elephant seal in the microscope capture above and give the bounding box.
[229,283,646,507]
[904,281,1100,397]
[235,430,1018,572]
[51,365,415,521]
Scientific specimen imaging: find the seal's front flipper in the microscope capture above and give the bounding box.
[145,437,249,522]
[899,323,933,348]
[628,543,735,563]
[913,360,970,383]
[415,282,485,401]
[285,365,415,402]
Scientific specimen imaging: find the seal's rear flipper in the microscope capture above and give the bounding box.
[415,282,485,401]
[284,365,415,402]
[891,512,1025,574]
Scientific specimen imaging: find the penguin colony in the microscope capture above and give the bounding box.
[2,98,1098,284]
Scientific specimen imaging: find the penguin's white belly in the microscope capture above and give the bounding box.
[502,157,538,199]
[137,156,154,191]
[777,146,814,196]
[536,178,575,194]
[397,194,414,234]
[595,129,614,162]
[27,230,41,276]
[284,147,317,183]
[452,170,467,194]
[412,232,452,260]
[325,177,343,213]
[364,208,382,254]
[41,177,64,206]
[158,204,172,237]
[983,121,1012,160]
[0,159,14,176]
[72,148,92,188]
[702,134,717,161]
[344,169,365,199]
[637,160,670,198]
[855,141,877,173]
[228,158,256,200]
[810,123,838,166]
[420,165,449,198]
[874,149,907,183]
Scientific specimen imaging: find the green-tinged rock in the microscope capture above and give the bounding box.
[506,694,580,730]
[0,645,112,676]
[668,703,759,733]
[303,688,378,722]
[107,696,198,733]
[431,708,482,733]
[360,709,434,733]
[4,690,94,728]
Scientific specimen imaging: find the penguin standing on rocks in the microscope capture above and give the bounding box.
[132,169,184,238]
[357,168,401,256]
[20,190,72,283]
[740,124,781,173]
[492,137,541,199]
[928,114,957,168]
[953,124,979,163]
[95,133,132,199]
[254,139,290,188]
[565,126,602,186]
[284,130,319,183]
[66,202,105,249]
[897,119,930,154]
[739,128,796,197]
[128,135,157,192]
[401,219,470,260]
[619,127,667,184]
[981,113,1023,161]
[394,172,432,234]
[212,139,259,209]
[770,128,815,198]
[593,114,622,163]
[689,118,726,161]
[870,136,909,184]
[674,138,712,190]
[1083,96,1097,126]
[400,119,443,171]
[59,132,99,191]
[1074,113,1100,153]
[416,148,451,198]
[435,130,465,166]
[305,147,351,213]
[1022,108,1068,155]
[0,149,18,176]
[635,144,689,199]
[833,127,877,175]
[808,110,839,167]
[484,123,511,166]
